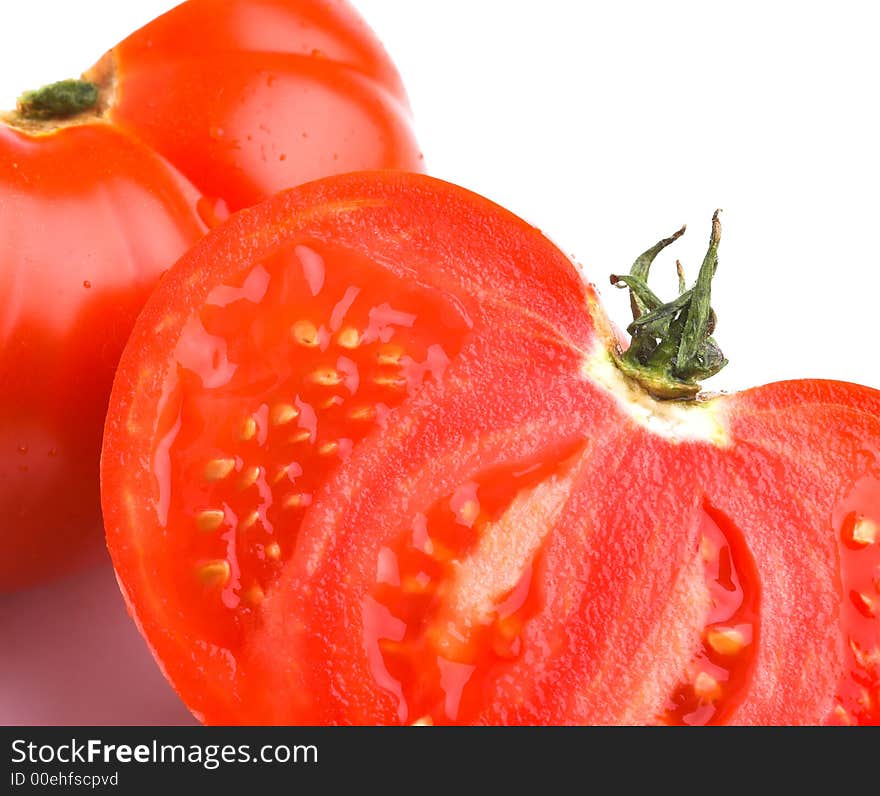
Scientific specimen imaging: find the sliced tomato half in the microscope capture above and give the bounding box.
[101,173,880,725]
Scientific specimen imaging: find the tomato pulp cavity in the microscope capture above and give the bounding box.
[1,0,421,590]
[102,173,880,724]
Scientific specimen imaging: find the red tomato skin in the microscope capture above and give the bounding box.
[108,0,411,102]
[2,0,421,591]
[100,0,424,211]
[0,123,207,590]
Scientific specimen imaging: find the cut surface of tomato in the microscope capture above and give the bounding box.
[102,173,880,725]
[151,237,471,651]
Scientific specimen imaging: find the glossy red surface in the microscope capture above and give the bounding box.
[0,123,205,589]
[102,0,424,211]
[102,173,880,724]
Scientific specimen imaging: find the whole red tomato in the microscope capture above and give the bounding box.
[102,172,879,725]
[0,0,422,591]
[87,0,424,213]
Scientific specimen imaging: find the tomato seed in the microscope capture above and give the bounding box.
[240,416,257,441]
[348,405,377,421]
[284,492,312,509]
[852,517,878,546]
[239,465,261,490]
[337,327,360,349]
[291,320,319,347]
[197,560,231,587]
[850,590,876,618]
[204,457,236,482]
[309,367,343,387]
[270,466,290,485]
[693,672,722,701]
[265,542,281,561]
[239,510,260,531]
[705,626,747,656]
[270,403,299,426]
[373,374,406,389]
[317,441,339,457]
[197,509,226,532]
[377,344,404,366]
[243,584,265,607]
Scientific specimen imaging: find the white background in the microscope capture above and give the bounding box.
[2,0,878,394]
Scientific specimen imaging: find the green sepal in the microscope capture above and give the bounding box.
[610,211,727,400]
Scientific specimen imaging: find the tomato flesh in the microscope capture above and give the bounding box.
[102,173,880,725]
[367,443,584,724]
[662,506,760,725]
[151,240,470,650]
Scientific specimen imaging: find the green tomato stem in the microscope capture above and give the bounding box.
[610,211,728,400]
[17,79,99,120]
